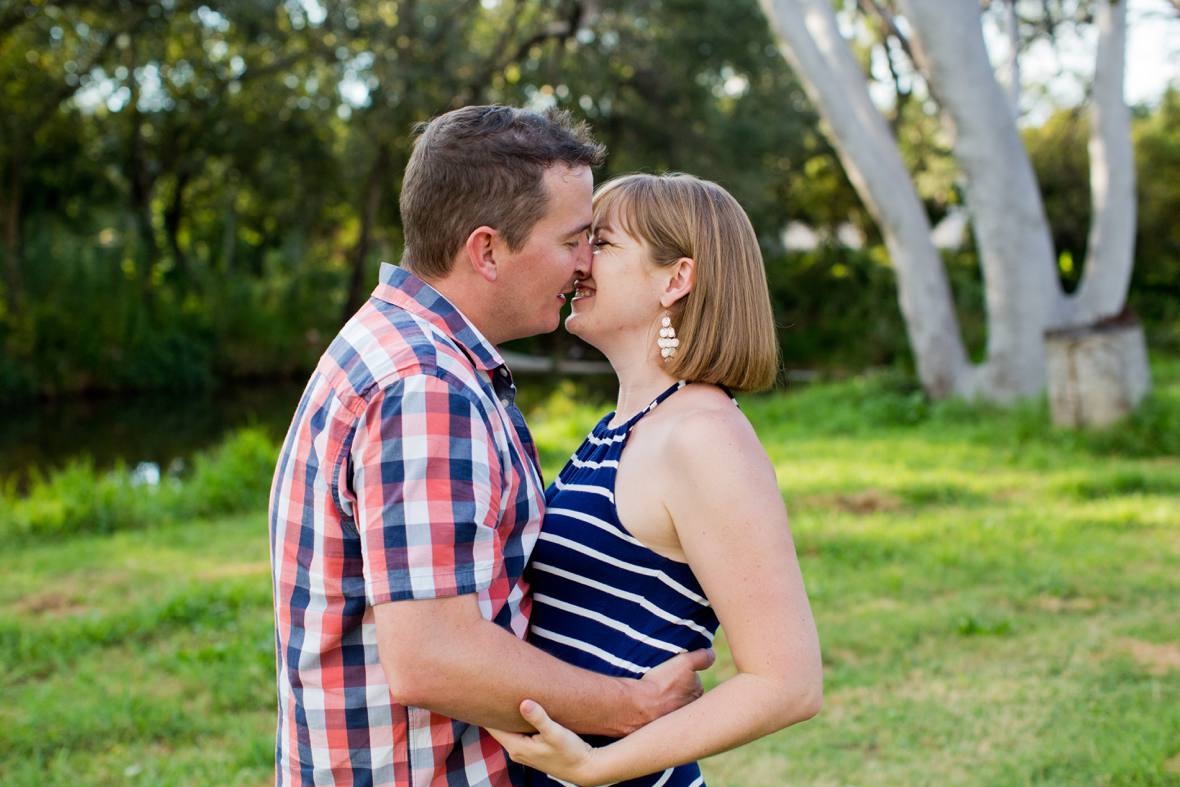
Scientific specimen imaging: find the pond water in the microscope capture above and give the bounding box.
[0,374,617,492]
[0,382,307,490]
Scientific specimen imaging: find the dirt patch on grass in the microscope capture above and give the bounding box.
[1118,638,1180,676]
[822,647,864,668]
[798,489,905,515]
[1165,751,1180,775]
[11,591,89,617]
[1033,595,1100,613]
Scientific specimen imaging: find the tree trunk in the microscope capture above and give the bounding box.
[164,169,191,281]
[130,166,158,292]
[126,61,158,293]
[1045,316,1150,427]
[342,141,392,323]
[757,0,971,398]
[1070,0,1136,326]
[895,0,1064,402]
[221,184,237,274]
[0,157,24,316]
[758,0,1144,411]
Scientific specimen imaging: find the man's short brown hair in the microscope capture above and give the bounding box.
[399,105,605,279]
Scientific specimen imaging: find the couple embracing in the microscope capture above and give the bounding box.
[269,104,822,787]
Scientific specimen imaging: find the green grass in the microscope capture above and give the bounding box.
[3,361,1179,785]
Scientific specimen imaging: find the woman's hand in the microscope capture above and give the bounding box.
[487,699,603,786]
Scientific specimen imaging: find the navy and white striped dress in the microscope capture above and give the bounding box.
[524,381,720,787]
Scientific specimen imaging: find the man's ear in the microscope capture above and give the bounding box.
[659,257,695,308]
[463,226,500,282]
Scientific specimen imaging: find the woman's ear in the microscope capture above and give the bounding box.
[463,226,499,282]
[660,257,695,308]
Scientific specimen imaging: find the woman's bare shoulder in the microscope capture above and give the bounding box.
[643,383,758,452]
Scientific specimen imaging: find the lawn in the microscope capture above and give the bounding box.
[3,361,1178,786]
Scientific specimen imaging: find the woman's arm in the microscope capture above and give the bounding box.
[490,406,823,785]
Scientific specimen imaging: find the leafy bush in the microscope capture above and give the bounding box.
[179,429,279,518]
[0,428,278,542]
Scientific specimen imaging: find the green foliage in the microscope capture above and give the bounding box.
[179,428,278,517]
[526,379,613,473]
[1,2,1179,404]
[762,245,989,371]
[766,246,909,370]
[0,0,837,399]
[746,354,1180,462]
[0,428,278,542]
[3,459,156,539]
[1132,88,1180,352]
[1024,107,1092,292]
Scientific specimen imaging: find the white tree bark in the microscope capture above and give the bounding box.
[1070,0,1137,325]
[894,0,1065,402]
[1004,0,1021,119]
[1046,319,1150,427]
[758,0,1142,408]
[757,0,970,398]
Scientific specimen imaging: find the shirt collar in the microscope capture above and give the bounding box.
[371,262,505,372]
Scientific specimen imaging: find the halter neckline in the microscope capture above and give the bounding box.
[594,380,688,437]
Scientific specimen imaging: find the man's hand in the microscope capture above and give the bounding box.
[622,648,715,735]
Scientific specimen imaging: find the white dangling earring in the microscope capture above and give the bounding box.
[657,311,680,361]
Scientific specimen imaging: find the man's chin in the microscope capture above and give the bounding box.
[531,311,563,337]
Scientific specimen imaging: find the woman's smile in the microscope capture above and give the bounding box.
[571,281,596,301]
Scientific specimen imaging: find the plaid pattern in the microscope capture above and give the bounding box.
[269,263,545,786]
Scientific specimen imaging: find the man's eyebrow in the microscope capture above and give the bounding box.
[564,222,592,238]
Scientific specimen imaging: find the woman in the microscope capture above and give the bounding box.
[489,173,823,786]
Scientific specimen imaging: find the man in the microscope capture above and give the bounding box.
[269,105,714,786]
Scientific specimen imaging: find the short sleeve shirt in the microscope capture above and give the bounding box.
[269,263,545,786]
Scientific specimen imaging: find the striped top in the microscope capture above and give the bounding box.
[524,381,720,787]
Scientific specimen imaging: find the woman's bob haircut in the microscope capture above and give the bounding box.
[592,172,780,392]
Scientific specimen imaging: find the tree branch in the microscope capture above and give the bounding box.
[460,0,585,105]
[856,0,916,64]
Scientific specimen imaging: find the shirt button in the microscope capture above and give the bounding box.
[499,368,509,377]
[500,397,510,408]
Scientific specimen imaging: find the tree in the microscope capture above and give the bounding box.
[1,0,838,399]
[0,1,137,315]
[542,0,818,244]
[756,0,1143,404]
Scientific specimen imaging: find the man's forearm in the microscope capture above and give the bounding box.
[373,593,711,737]
[385,612,643,736]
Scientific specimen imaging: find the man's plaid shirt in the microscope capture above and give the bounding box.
[269,263,545,786]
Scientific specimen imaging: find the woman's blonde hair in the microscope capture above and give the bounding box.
[593,173,779,392]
